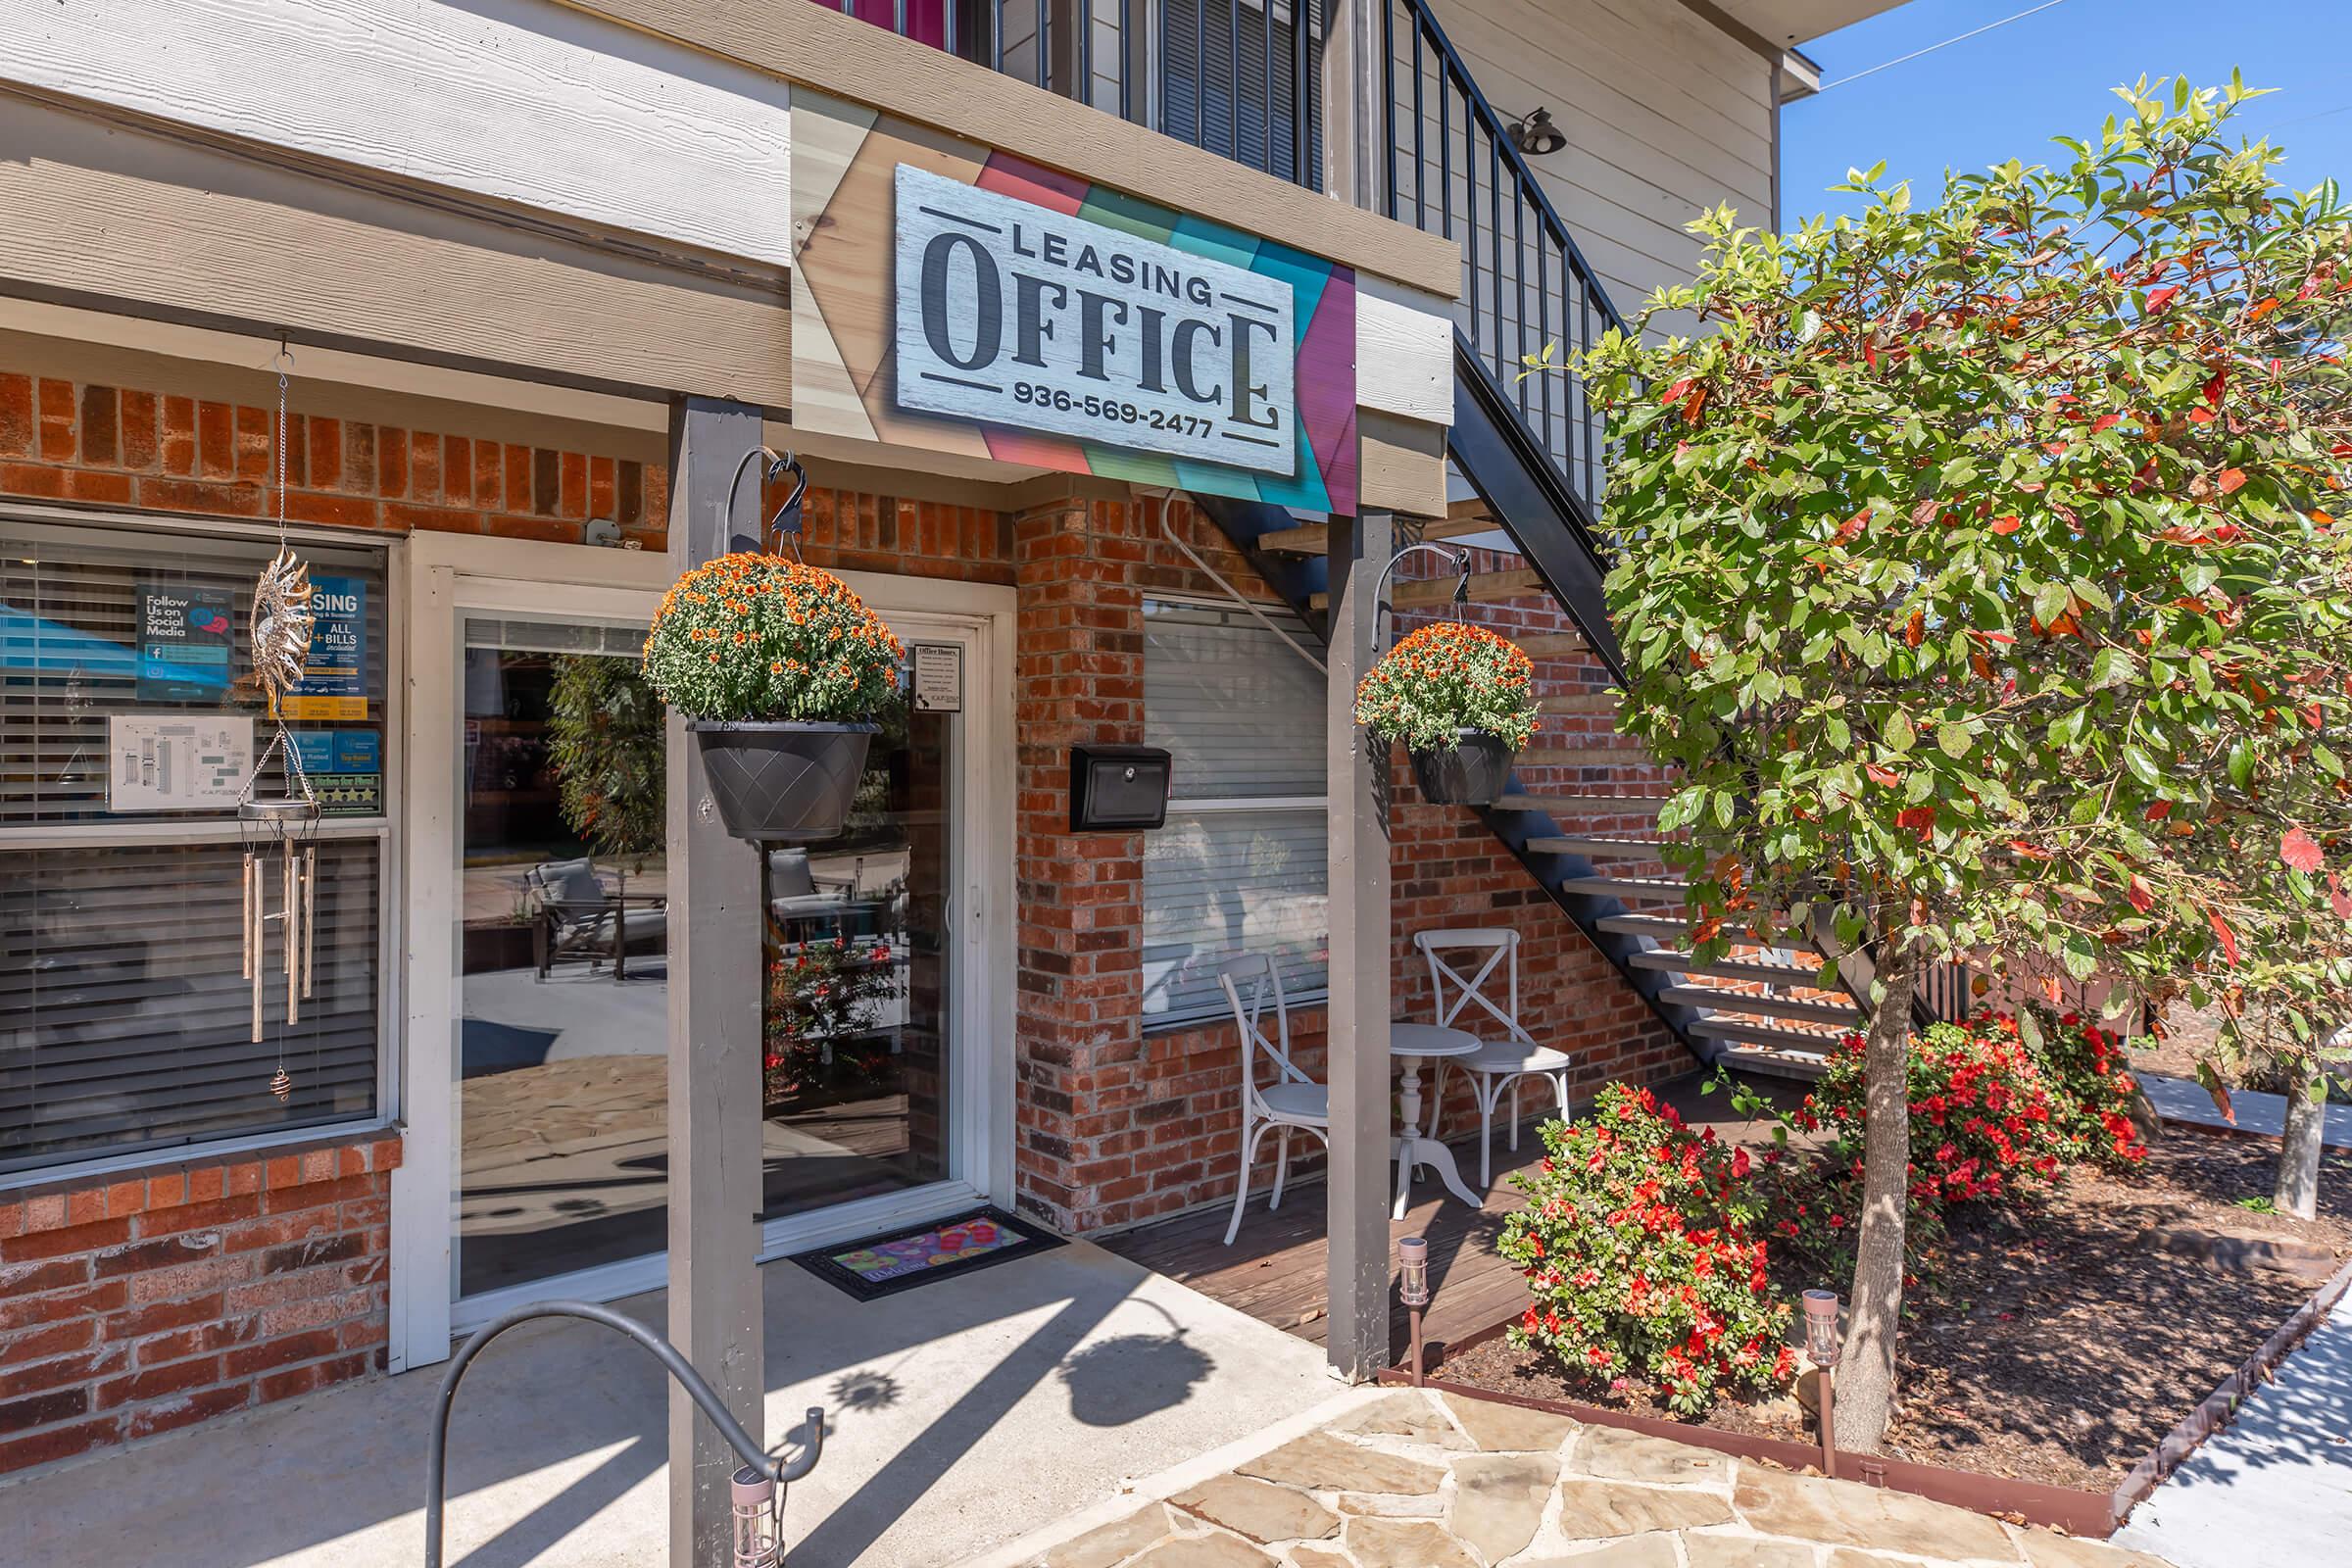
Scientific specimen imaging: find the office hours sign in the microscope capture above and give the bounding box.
[893,165,1298,476]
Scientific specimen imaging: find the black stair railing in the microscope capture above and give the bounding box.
[816,0,1324,191]
[1379,0,1628,518]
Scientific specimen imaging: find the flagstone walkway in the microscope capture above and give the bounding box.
[976,1390,2175,1568]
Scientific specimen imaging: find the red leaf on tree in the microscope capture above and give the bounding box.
[1682,386,1709,424]
[2144,286,2180,312]
[2144,800,2173,821]
[2207,907,2241,965]
[1864,762,1901,788]
[1990,515,2022,535]
[2090,413,2123,433]
[1659,378,1691,406]
[2219,467,2247,495]
[1904,610,1925,649]
[1833,508,1868,543]
[2248,297,2280,321]
[2201,369,2228,406]
[1897,806,1936,840]
[2008,839,2054,861]
[2280,826,2325,873]
[2126,875,2156,914]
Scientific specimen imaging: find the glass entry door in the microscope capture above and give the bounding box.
[758,702,954,1219]
[455,613,670,1299]
[443,599,992,1318]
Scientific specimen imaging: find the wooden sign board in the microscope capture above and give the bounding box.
[892,165,1298,476]
[791,91,1356,514]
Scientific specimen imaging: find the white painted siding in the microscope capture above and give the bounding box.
[1418,0,1774,322]
[0,0,793,270]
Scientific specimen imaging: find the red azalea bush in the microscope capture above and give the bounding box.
[1804,1011,2073,1207]
[2021,1007,2151,1169]
[1498,1083,1795,1414]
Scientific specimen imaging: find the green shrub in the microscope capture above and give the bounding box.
[1498,1083,1794,1414]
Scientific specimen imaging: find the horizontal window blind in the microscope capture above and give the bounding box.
[0,837,381,1173]
[1,518,389,825]
[1142,597,1327,1022]
[2,514,391,1177]
[1143,598,1324,800]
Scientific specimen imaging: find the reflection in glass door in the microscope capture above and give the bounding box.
[448,609,979,1306]
[455,615,668,1298]
[759,705,954,1219]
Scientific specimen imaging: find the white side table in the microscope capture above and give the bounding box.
[1390,1022,1484,1218]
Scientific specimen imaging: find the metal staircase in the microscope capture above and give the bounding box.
[1195,0,1877,1081]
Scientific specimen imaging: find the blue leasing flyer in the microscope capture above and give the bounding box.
[286,575,367,719]
[135,583,235,702]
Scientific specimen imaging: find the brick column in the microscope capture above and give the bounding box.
[1011,490,1148,1228]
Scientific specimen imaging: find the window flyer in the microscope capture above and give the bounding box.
[135,583,236,703]
[284,575,368,720]
[291,728,383,815]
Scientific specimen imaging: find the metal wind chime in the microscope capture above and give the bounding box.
[238,349,319,1102]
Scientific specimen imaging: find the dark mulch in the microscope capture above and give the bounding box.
[1433,1127,2352,1494]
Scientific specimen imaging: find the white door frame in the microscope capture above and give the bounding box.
[389,531,1015,1373]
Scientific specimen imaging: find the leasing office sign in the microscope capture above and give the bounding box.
[789,92,1356,512]
[893,165,1298,476]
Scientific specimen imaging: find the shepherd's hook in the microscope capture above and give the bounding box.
[423,1299,823,1568]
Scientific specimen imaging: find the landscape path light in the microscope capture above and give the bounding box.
[1398,1235,1431,1385]
[1803,1288,1842,1477]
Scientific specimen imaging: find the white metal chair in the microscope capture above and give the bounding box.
[1415,928,1572,1186]
[1217,953,1330,1246]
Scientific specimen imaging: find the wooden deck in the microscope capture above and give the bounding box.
[1100,1073,1796,1363]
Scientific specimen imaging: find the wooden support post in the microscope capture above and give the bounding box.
[1325,509,1394,1382]
[664,394,767,1564]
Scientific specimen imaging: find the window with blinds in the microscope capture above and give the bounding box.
[1141,597,1327,1022]
[1,515,390,1175]
[1154,0,1324,189]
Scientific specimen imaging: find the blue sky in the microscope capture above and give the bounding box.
[1781,0,2352,228]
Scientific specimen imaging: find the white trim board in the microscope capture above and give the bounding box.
[0,0,793,270]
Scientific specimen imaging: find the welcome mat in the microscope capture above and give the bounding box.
[788,1206,1063,1300]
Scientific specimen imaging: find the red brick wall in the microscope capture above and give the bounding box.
[0,1134,400,1475]
[1002,496,1688,1233]
[0,360,1680,1279]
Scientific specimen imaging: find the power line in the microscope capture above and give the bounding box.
[1819,0,2073,92]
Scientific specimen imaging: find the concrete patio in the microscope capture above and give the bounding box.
[968,1388,2177,1568]
[0,1241,1335,1568]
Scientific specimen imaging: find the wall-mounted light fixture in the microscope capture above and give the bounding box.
[1507,107,1566,158]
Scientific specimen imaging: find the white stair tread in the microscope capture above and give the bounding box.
[1660,984,1860,1025]
[1558,874,1688,902]
[1526,835,1670,858]
[1627,950,1824,985]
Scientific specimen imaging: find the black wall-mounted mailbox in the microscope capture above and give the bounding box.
[1070,745,1172,832]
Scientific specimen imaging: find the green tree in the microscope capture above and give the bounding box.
[546,653,665,865]
[1563,77,2352,1449]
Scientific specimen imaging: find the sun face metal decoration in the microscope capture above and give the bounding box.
[250,547,315,717]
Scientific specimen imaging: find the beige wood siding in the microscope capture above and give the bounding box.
[1418,0,1774,325]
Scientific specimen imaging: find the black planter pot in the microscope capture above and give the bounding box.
[688,720,877,843]
[1407,729,1516,807]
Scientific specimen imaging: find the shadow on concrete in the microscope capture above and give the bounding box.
[7,1239,1329,1568]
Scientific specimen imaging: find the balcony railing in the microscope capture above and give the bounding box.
[814,0,1324,191]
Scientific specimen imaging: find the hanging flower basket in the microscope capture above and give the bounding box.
[1353,621,1538,808]
[643,553,905,843]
